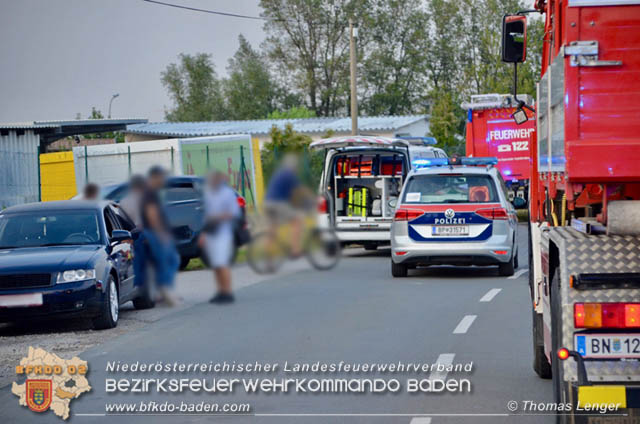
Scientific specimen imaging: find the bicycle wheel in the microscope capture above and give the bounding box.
[247,232,286,274]
[305,228,342,271]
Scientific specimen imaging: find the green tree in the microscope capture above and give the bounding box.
[224,35,279,120]
[428,89,464,155]
[267,106,316,119]
[261,123,323,187]
[260,0,370,116]
[361,0,430,115]
[83,107,124,142]
[161,53,227,122]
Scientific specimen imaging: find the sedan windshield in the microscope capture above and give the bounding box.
[0,211,102,248]
[403,174,499,204]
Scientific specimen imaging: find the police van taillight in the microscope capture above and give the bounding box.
[394,209,424,221]
[475,207,508,220]
[574,303,640,328]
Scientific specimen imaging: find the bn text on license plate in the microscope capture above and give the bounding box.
[432,225,469,236]
[575,333,640,358]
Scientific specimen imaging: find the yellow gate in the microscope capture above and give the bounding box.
[39,151,77,201]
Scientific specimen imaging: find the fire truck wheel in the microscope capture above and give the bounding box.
[532,308,552,379]
[391,261,408,278]
[551,269,569,424]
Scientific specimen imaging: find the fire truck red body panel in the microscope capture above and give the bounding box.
[465,105,535,183]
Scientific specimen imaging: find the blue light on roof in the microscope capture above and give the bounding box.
[412,156,497,169]
[412,158,448,168]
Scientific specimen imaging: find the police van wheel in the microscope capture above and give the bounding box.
[499,244,516,277]
[391,261,408,278]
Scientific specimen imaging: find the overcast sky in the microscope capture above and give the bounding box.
[0,0,265,123]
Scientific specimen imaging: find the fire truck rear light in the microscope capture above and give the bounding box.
[625,304,640,327]
[394,209,424,221]
[557,348,570,361]
[574,303,640,328]
[584,303,602,328]
[574,303,585,327]
[475,208,508,220]
[493,250,508,255]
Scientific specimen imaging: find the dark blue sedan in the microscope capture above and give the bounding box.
[0,201,155,329]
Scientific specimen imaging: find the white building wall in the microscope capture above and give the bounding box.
[0,130,40,208]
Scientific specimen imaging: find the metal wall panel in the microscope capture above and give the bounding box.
[0,131,40,208]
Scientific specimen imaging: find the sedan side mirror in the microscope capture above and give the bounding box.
[110,230,132,244]
[502,15,527,63]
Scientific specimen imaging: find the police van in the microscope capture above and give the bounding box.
[311,136,446,249]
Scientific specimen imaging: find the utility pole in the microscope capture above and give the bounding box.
[349,19,358,136]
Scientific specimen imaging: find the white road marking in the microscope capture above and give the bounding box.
[410,418,432,424]
[453,315,477,334]
[508,269,528,279]
[479,288,502,302]
[428,353,456,381]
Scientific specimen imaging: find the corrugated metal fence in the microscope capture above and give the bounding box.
[0,131,40,209]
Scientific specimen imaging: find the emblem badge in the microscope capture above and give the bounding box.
[26,379,52,413]
[444,208,455,219]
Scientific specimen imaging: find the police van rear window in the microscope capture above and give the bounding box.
[403,174,498,204]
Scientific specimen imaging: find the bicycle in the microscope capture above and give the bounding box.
[247,214,341,274]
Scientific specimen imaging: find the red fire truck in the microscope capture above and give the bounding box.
[463,93,535,206]
[502,0,640,421]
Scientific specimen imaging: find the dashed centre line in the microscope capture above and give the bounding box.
[409,418,432,424]
[507,269,528,279]
[453,315,477,334]
[428,353,456,381]
[479,288,502,302]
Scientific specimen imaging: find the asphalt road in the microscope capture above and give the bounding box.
[0,225,553,423]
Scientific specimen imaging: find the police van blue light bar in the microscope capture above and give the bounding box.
[412,156,497,169]
[397,136,438,145]
[455,157,498,166]
[412,158,449,167]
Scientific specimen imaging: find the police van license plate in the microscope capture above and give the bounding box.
[575,334,640,358]
[432,225,469,236]
[0,293,43,308]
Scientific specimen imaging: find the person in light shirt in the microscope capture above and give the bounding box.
[200,171,241,304]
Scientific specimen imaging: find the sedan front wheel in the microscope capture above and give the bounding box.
[93,275,119,330]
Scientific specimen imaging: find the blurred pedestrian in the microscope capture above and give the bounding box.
[120,174,146,228]
[264,153,304,256]
[82,183,100,200]
[141,166,179,305]
[200,171,240,304]
[121,175,148,289]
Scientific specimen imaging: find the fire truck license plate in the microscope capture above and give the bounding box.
[432,225,469,236]
[575,334,640,359]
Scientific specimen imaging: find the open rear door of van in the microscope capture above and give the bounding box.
[310,136,407,150]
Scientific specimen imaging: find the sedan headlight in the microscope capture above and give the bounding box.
[57,269,96,283]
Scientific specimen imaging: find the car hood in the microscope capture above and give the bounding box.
[0,245,101,274]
